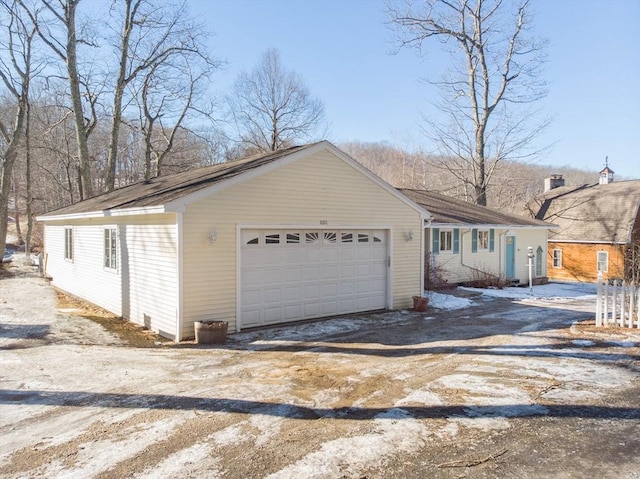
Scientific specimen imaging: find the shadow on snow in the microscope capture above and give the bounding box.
[1,389,638,421]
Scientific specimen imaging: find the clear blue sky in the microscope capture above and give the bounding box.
[191,0,640,179]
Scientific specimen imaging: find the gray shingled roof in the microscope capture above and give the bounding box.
[532,180,640,244]
[40,144,315,217]
[399,188,553,227]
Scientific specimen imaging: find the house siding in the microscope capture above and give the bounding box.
[43,214,178,336]
[180,149,423,338]
[44,220,124,316]
[122,216,179,338]
[547,242,626,282]
[430,228,548,284]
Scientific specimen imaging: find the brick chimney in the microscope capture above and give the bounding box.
[544,174,565,192]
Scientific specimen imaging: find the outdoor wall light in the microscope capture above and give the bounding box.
[208,230,217,243]
[406,230,414,242]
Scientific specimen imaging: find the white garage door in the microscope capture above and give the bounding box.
[240,229,388,328]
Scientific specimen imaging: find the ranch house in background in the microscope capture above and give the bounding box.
[528,166,640,283]
[400,189,555,287]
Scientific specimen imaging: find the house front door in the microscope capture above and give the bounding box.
[506,235,516,279]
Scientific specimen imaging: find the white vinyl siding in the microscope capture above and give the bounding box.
[44,221,123,315]
[43,215,178,336]
[124,218,179,338]
[181,149,422,337]
[432,228,548,284]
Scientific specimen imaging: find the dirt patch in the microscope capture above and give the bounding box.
[55,291,170,348]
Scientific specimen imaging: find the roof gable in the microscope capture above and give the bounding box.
[532,180,640,243]
[40,142,430,220]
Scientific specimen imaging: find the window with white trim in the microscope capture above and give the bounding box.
[439,230,452,252]
[597,251,608,273]
[478,230,490,250]
[104,227,117,270]
[552,249,562,269]
[64,227,73,261]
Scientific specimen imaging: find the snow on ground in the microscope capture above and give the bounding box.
[424,291,472,310]
[423,281,598,311]
[462,281,598,301]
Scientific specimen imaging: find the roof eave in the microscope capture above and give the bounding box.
[427,222,557,229]
[37,205,168,222]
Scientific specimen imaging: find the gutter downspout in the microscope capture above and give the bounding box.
[175,212,184,342]
[421,218,427,294]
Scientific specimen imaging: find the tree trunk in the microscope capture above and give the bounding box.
[65,0,93,200]
[105,0,134,192]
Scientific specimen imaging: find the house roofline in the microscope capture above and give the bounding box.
[425,223,557,230]
[164,140,434,221]
[549,239,628,245]
[37,205,168,222]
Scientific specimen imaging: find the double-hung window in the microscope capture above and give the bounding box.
[552,249,562,268]
[440,230,453,252]
[104,227,117,270]
[64,227,73,261]
[597,251,608,273]
[477,230,490,250]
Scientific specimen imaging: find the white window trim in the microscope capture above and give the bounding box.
[597,250,609,273]
[477,229,490,251]
[104,226,118,272]
[440,229,453,252]
[552,248,562,269]
[64,226,73,262]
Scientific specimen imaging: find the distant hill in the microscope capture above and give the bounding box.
[339,141,603,215]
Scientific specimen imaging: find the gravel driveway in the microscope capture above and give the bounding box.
[1,259,639,478]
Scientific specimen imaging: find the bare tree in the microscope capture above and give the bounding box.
[387,0,549,206]
[227,48,326,154]
[105,0,218,190]
[27,0,98,199]
[0,0,38,257]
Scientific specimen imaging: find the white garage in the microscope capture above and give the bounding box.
[240,229,388,328]
[40,141,430,341]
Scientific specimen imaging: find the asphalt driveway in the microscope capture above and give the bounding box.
[1,260,639,478]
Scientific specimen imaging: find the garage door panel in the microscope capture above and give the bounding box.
[264,306,283,323]
[322,283,338,296]
[243,289,261,306]
[340,248,356,261]
[303,266,321,281]
[322,248,340,261]
[357,264,371,276]
[323,301,338,315]
[241,229,388,328]
[283,285,302,301]
[242,309,261,327]
[263,287,282,304]
[283,267,303,282]
[322,265,339,280]
[304,303,320,317]
[284,304,302,320]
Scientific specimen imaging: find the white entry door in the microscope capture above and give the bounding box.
[240,229,388,328]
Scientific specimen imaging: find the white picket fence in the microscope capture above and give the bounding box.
[595,273,640,328]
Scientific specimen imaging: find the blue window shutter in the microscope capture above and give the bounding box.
[432,228,440,254]
[453,229,460,254]
[472,229,478,253]
[489,229,495,252]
